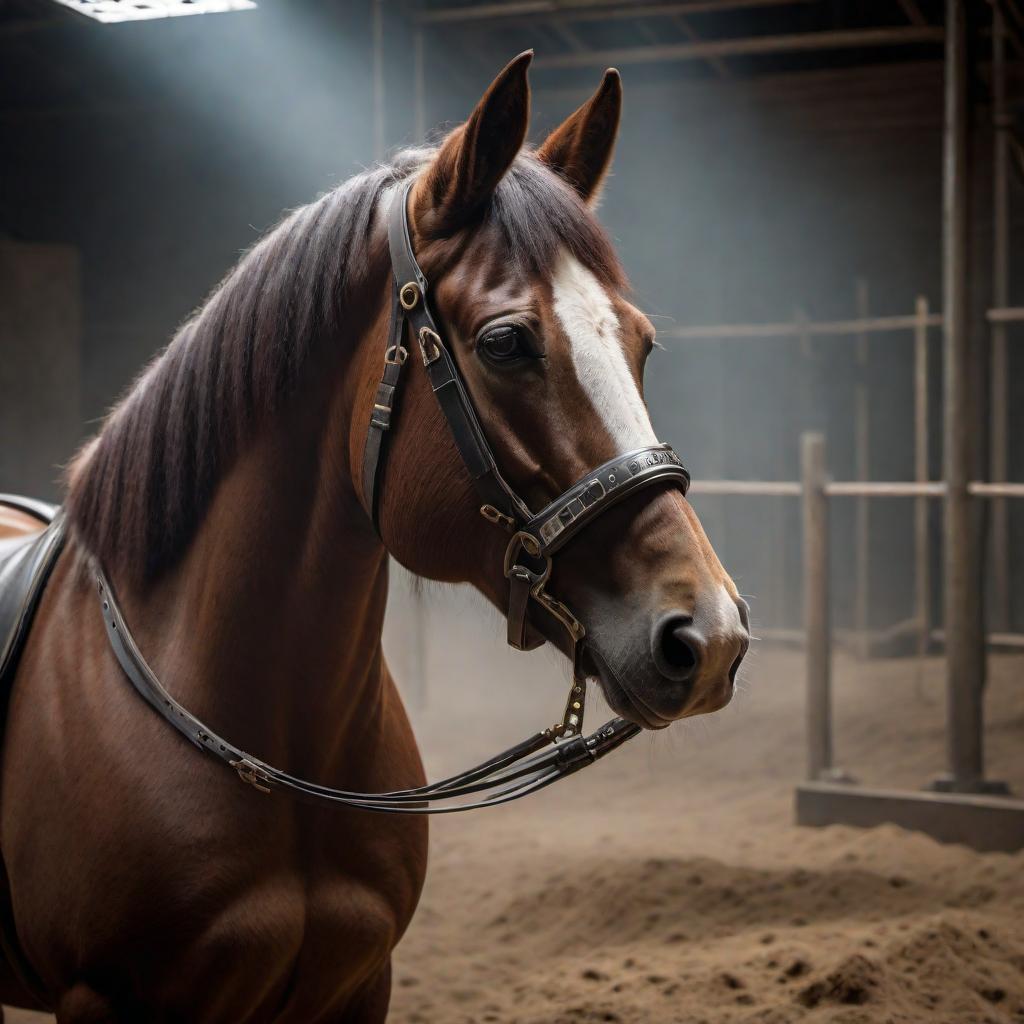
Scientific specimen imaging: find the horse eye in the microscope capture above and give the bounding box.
[478,324,528,364]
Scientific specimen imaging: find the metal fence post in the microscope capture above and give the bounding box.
[914,296,931,657]
[802,432,831,781]
[991,2,1011,633]
[937,0,987,792]
[854,279,871,656]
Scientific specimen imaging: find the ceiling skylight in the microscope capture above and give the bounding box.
[51,0,256,23]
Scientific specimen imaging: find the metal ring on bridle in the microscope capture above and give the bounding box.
[399,281,420,310]
[504,531,547,579]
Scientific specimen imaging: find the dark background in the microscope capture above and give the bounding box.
[2,0,1021,636]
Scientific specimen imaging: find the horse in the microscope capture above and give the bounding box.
[0,52,748,1022]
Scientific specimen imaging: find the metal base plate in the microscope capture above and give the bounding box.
[795,781,1024,853]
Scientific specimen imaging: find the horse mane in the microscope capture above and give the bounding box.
[66,148,624,585]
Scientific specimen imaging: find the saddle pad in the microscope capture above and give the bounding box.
[0,499,65,693]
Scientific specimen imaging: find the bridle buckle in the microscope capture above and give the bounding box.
[503,530,544,577]
[399,281,420,310]
[231,758,272,793]
[385,344,408,366]
[549,679,587,740]
[418,327,442,366]
[480,504,515,532]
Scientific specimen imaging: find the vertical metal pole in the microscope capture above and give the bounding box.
[854,279,871,656]
[939,0,985,791]
[414,27,427,141]
[802,432,832,781]
[914,296,932,657]
[991,2,1010,633]
[372,0,385,161]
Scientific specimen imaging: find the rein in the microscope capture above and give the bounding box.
[88,180,693,813]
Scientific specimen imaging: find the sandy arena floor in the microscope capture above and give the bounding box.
[7,586,1024,1023]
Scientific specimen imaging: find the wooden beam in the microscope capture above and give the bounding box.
[417,0,815,27]
[532,26,944,70]
[671,14,730,77]
[664,311,943,341]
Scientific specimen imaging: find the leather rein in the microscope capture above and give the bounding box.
[90,180,693,813]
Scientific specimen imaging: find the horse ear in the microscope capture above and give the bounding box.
[537,68,622,205]
[412,51,532,237]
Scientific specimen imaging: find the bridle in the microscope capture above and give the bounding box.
[364,181,691,736]
[92,179,693,813]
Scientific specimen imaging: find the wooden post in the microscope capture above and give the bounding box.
[854,280,870,656]
[991,3,1010,633]
[914,296,931,657]
[802,432,832,781]
[938,0,986,792]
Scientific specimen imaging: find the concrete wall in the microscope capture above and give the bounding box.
[0,242,81,500]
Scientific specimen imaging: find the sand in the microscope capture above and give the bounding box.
[385,594,1024,1024]
[6,590,1023,1023]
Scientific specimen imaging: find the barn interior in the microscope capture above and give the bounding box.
[1,1,1023,1022]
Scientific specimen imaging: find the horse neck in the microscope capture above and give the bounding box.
[120,346,392,774]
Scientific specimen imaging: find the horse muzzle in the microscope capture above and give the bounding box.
[580,593,750,728]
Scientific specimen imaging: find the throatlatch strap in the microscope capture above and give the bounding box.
[362,279,409,529]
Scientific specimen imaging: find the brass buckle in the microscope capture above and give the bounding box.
[503,531,546,582]
[399,282,420,310]
[231,758,272,793]
[551,677,587,739]
[385,344,408,366]
[418,326,442,366]
[532,586,585,644]
[480,504,515,532]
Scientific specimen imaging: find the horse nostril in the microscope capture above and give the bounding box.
[729,638,749,683]
[652,613,702,682]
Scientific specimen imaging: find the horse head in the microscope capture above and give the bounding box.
[357,53,748,729]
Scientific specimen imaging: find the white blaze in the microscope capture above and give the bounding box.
[700,583,744,640]
[551,251,658,451]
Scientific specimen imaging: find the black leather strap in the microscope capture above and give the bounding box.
[95,559,639,814]
[524,444,689,556]
[362,182,528,534]
[499,447,689,656]
[362,279,409,524]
